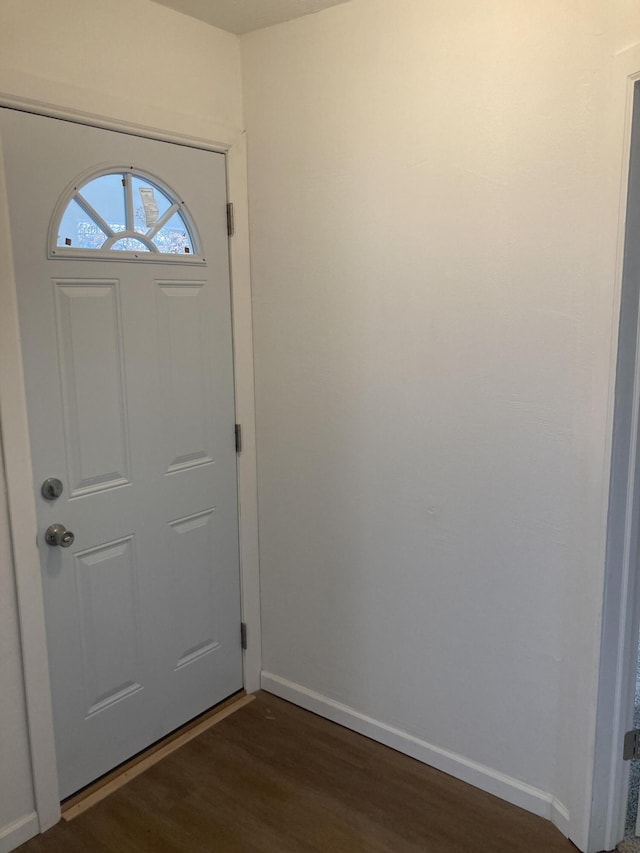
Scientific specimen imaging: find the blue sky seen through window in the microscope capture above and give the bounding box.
[55,171,196,255]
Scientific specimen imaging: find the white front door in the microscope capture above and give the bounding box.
[0,109,243,798]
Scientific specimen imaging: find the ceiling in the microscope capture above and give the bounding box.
[149,0,351,34]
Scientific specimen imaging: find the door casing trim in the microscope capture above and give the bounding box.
[588,43,640,853]
[0,93,261,835]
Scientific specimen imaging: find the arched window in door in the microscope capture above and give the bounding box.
[49,167,203,261]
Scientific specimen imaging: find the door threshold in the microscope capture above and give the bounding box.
[61,690,254,821]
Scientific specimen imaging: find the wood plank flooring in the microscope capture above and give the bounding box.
[17,692,578,853]
[61,693,254,821]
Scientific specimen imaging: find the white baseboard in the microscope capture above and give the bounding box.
[551,797,570,838]
[261,672,570,838]
[0,812,39,853]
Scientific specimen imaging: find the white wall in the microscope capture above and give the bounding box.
[0,0,243,140]
[0,446,36,849]
[0,2,243,848]
[242,2,640,849]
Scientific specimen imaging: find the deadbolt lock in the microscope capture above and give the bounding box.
[41,478,63,500]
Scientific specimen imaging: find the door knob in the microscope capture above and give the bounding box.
[45,523,75,548]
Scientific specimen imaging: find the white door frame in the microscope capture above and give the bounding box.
[589,43,640,853]
[0,93,261,834]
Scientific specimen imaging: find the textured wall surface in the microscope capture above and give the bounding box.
[242,2,640,848]
[0,0,243,139]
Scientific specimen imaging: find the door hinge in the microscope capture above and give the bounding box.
[624,729,640,760]
[240,622,247,650]
[235,423,242,453]
[226,202,235,236]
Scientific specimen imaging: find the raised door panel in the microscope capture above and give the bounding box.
[53,280,131,495]
[156,281,215,474]
[168,508,221,670]
[74,536,143,716]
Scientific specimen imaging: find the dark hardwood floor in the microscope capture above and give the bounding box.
[18,692,578,852]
